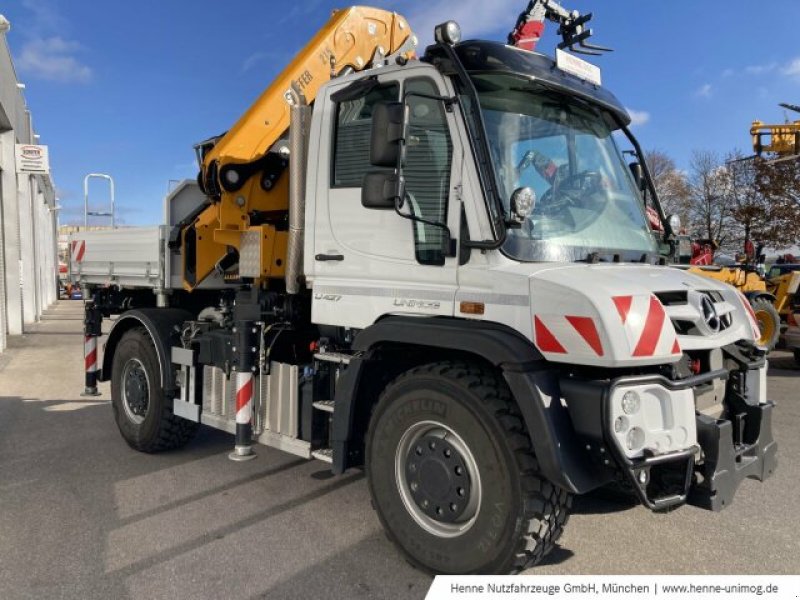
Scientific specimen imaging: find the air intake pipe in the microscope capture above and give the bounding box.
[286,86,311,295]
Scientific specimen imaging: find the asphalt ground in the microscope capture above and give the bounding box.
[0,300,798,599]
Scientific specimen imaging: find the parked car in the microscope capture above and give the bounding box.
[68,284,83,301]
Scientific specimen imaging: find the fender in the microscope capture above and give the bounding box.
[99,308,193,392]
[331,316,608,493]
[743,291,776,303]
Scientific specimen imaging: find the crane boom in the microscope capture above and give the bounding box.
[182,6,415,290]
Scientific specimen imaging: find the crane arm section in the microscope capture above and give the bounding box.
[183,6,414,290]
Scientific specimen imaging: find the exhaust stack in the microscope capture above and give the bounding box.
[286,87,311,295]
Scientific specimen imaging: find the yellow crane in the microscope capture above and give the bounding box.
[182,6,415,290]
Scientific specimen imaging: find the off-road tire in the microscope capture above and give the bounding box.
[111,327,198,452]
[750,298,780,351]
[365,361,571,574]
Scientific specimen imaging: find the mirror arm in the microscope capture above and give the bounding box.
[393,195,457,257]
[402,90,459,110]
[617,120,673,240]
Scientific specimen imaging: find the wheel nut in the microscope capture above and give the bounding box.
[450,503,457,512]
[454,466,463,476]
[457,487,465,497]
[443,448,451,458]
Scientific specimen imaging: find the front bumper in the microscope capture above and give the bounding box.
[562,368,777,512]
[689,402,777,511]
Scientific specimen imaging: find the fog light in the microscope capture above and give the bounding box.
[614,415,629,433]
[626,427,645,451]
[638,469,649,485]
[621,390,640,415]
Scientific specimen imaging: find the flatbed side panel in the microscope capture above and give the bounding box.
[68,227,163,289]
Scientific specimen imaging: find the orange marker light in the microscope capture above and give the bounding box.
[459,301,485,315]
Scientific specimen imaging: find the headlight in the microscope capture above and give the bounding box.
[626,427,645,451]
[621,391,640,415]
[609,384,697,459]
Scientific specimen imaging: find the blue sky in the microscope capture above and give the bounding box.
[3,0,800,226]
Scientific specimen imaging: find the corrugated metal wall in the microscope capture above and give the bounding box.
[0,27,58,352]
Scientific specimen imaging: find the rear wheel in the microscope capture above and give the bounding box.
[751,298,780,350]
[365,361,571,574]
[111,327,198,452]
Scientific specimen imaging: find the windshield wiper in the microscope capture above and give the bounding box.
[576,251,651,264]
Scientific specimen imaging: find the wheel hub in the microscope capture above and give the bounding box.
[122,359,149,423]
[405,435,471,523]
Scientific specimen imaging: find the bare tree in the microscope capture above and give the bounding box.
[753,156,800,248]
[687,150,734,251]
[644,149,690,221]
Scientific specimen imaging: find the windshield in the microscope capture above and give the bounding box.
[473,73,658,262]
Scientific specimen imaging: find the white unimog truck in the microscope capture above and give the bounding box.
[69,6,776,574]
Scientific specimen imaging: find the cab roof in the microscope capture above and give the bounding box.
[450,40,630,127]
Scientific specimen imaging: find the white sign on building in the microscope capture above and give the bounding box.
[15,144,50,174]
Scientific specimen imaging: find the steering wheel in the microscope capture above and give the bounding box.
[538,170,600,216]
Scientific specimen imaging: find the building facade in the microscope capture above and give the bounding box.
[0,20,58,352]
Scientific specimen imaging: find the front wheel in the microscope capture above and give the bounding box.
[365,362,571,574]
[751,298,780,351]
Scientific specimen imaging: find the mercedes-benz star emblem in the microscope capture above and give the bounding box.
[700,295,721,333]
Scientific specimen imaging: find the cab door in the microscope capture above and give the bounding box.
[308,67,463,329]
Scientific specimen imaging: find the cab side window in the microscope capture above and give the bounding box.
[332,84,399,187]
[404,78,454,266]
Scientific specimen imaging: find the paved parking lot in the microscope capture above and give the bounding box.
[1,301,798,599]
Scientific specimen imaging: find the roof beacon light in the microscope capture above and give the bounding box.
[434,21,461,46]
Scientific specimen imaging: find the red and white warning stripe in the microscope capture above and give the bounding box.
[736,291,762,342]
[234,371,254,425]
[612,295,680,357]
[71,240,86,263]
[534,314,605,357]
[84,335,98,373]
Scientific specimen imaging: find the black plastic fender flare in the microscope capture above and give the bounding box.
[332,316,607,494]
[743,291,777,304]
[99,308,193,393]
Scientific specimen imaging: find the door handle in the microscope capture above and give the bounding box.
[315,253,344,262]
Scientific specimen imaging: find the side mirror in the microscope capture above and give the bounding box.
[362,171,404,209]
[370,102,406,167]
[628,162,645,192]
[509,187,535,227]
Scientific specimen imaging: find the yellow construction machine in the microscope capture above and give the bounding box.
[687,260,781,349]
[751,103,800,163]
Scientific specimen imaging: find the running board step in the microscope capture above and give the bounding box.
[311,448,333,463]
[312,400,335,413]
[314,352,352,365]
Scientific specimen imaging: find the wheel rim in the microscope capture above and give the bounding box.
[395,420,482,538]
[755,309,776,345]
[121,358,150,424]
